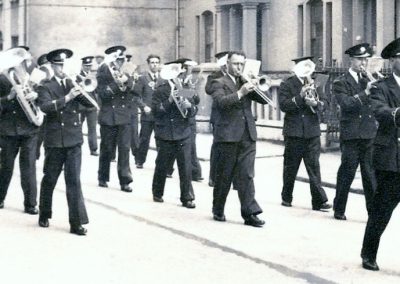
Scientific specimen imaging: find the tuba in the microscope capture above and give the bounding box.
[160,63,191,118]
[0,48,44,126]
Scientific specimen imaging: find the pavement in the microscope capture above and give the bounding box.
[1,130,399,284]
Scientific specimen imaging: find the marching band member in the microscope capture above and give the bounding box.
[77,56,99,156]
[151,61,197,208]
[279,56,331,211]
[37,49,92,235]
[0,47,39,214]
[97,46,134,192]
[361,37,400,271]
[134,54,161,168]
[205,51,228,187]
[210,51,266,227]
[333,43,377,220]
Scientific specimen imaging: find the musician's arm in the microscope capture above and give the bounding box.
[370,83,398,127]
[96,72,120,102]
[248,90,270,105]
[210,80,241,109]
[333,79,365,111]
[133,78,146,111]
[278,80,304,113]
[316,85,328,112]
[151,84,173,115]
[37,86,66,113]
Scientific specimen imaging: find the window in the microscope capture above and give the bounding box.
[202,11,214,62]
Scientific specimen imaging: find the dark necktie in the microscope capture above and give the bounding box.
[235,76,242,89]
[357,72,362,82]
[60,79,67,93]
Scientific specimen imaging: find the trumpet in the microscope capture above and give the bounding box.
[0,47,44,126]
[63,72,100,110]
[303,76,319,114]
[241,73,276,109]
[360,65,384,83]
[110,66,129,91]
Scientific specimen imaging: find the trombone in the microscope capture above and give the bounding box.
[62,72,100,110]
[241,73,276,109]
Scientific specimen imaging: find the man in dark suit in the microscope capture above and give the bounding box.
[360,38,400,271]
[151,62,197,208]
[97,46,134,192]
[134,54,161,168]
[77,56,99,156]
[0,47,39,214]
[37,48,93,235]
[205,51,228,187]
[333,43,377,220]
[210,51,266,227]
[279,56,331,211]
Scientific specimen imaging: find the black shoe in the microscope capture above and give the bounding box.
[334,212,347,220]
[38,217,49,228]
[182,201,196,209]
[153,196,164,203]
[70,225,87,236]
[121,184,133,192]
[98,180,108,188]
[281,201,292,207]
[0,201,4,209]
[90,151,99,156]
[244,215,265,227]
[192,177,204,182]
[136,164,143,169]
[362,258,379,271]
[208,180,215,187]
[213,214,226,222]
[312,202,332,211]
[24,206,39,215]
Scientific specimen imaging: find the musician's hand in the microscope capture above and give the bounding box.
[7,88,17,101]
[180,98,192,109]
[300,86,313,98]
[365,81,375,96]
[133,72,140,81]
[144,106,152,114]
[238,82,255,98]
[25,91,38,101]
[168,90,178,103]
[305,96,318,107]
[68,88,81,100]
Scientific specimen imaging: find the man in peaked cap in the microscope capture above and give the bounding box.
[333,43,377,221]
[279,56,332,211]
[360,37,400,271]
[77,56,99,157]
[97,45,134,192]
[36,48,93,235]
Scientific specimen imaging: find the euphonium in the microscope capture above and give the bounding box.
[0,48,44,126]
[303,75,319,114]
[110,66,129,91]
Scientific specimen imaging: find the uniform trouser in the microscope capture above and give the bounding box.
[36,126,44,159]
[209,140,216,183]
[152,137,195,203]
[334,139,376,215]
[212,130,262,219]
[39,145,88,226]
[131,114,139,157]
[190,123,202,179]
[81,110,98,152]
[0,134,38,207]
[361,170,400,261]
[98,124,132,185]
[281,136,328,207]
[135,120,154,165]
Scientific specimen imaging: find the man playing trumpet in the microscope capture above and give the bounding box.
[333,43,377,221]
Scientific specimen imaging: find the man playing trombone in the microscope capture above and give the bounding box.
[279,56,331,211]
[37,48,93,235]
[333,43,377,221]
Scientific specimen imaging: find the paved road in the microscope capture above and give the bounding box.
[1,139,399,284]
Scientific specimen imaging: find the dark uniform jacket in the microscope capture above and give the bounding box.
[210,74,265,142]
[151,81,197,141]
[205,70,225,125]
[279,75,327,138]
[134,72,160,121]
[37,77,92,148]
[333,71,377,140]
[370,75,400,172]
[96,64,133,126]
[0,74,39,136]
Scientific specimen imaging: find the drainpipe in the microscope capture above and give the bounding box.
[175,0,180,58]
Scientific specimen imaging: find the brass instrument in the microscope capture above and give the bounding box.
[242,59,276,108]
[360,57,385,83]
[110,65,129,91]
[76,73,98,92]
[303,76,319,114]
[62,72,100,111]
[160,63,192,118]
[0,47,44,126]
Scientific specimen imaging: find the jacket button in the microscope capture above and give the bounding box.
[112,106,115,108]
[302,115,304,118]
[369,115,372,118]
[13,111,16,114]
[73,110,76,113]
[122,105,125,108]
[74,122,77,125]
[170,119,174,122]
[61,123,64,126]
[122,96,125,99]
[60,111,63,114]
[111,97,114,99]
[359,115,362,118]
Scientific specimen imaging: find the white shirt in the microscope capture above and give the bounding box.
[149,72,158,81]
[227,72,236,84]
[349,68,359,83]
[54,76,67,88]
[393,72,400,88]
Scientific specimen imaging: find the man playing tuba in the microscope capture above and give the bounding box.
[0,46,40,215]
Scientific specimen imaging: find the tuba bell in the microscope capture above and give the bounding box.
[0,47,44,126]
